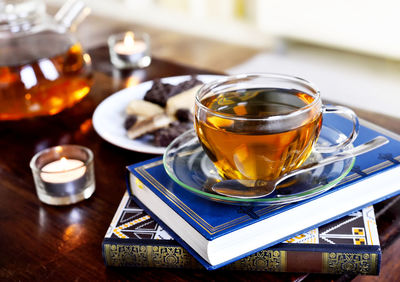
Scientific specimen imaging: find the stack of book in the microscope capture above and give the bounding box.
[103,192,381,274]
[103,117,400,275]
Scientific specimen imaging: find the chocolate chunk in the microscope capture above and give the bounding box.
[124,114,138,129]
[175,109,193,122]
[144,76,202,107]
[169,76,202,97]
[143,79,174,107]
[153,122,193,147]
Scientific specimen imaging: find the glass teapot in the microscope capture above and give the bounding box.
[0,0,92,120]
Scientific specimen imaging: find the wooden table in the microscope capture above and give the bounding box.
[1,46,399,281]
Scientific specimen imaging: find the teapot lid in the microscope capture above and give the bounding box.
[0,0,46,32]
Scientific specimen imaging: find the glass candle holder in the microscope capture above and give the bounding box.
[108,31,152,69]
[30,145,95,206]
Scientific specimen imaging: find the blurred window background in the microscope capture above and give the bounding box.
[44,0,400,118]
[45,0,400,60]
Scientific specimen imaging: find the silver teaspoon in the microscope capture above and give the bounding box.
[211,136,389,199]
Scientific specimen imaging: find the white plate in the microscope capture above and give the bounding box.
[92,74,224,154]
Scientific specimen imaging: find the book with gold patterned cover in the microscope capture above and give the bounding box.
[103,192,381,274]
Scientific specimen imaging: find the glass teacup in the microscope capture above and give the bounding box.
[194,73,359,181]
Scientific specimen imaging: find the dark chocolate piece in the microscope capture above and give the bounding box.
[153,122,193,147]
[143,76,202,107]
[175,109,193,122]
[168,76,202,97]
[124,115,138,129]
[143,79,174,107]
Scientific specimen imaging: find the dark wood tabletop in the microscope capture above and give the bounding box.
[1,46,399,281]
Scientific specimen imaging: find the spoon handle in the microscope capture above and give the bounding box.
[278,136,389,184]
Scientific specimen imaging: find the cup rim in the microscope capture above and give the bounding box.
[195,72,321,122]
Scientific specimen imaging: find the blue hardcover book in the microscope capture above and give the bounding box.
[126,116,400,270]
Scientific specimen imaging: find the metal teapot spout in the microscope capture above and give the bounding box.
[55,0,91,32]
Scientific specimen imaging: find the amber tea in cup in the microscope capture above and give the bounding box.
[195,74,359,181]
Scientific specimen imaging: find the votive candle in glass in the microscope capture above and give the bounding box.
[108,31,151,69]
[30,145,95,205]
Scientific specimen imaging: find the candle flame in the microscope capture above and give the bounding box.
[83,53,91,65]
[124,32,135,48]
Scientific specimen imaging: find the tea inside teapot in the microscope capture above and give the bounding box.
[0,0,92,120]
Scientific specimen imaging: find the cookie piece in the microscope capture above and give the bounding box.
[125,99,164,117]
[166,85,201,117]
[127,114,173,140]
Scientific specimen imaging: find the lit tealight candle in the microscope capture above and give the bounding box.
[108,31,151,69]
[113,32,146,55]
[40,157,86,183]
[39,157,87,197]
[30,145,95,205]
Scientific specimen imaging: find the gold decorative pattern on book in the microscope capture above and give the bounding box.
[104,243,287,271]
[322,252,378,274]
[104,244,200,268]
[226,250,286,272]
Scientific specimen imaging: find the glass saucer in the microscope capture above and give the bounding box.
[163,127,355,206]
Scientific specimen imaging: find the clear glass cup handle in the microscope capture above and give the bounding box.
[315,105,360,153]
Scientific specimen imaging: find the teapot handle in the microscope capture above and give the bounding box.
[55,0,91,31]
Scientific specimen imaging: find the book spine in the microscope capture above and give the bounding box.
[102,239,380,275]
